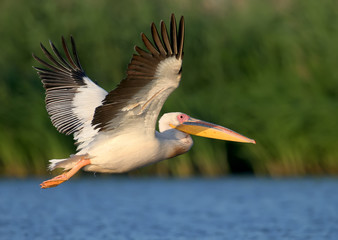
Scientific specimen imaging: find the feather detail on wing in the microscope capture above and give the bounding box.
[33,37,107,150]
[92,14,185,135]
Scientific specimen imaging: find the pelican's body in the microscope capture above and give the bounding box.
[33,15,255,188]
[81,115,192,173]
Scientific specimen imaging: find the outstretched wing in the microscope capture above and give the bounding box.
[92,14,184,135]
[33,37,107,150]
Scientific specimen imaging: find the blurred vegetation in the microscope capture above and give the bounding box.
[0,0,338,177]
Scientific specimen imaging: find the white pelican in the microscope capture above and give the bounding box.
[33,14,255,189]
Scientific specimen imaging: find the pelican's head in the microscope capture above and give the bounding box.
[159,112,255,144]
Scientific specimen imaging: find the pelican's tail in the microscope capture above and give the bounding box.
[48,154,89,171]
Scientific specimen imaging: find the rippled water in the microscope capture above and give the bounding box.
[1,177,338,239]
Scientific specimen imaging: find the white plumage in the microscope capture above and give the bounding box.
[72,77,107,150]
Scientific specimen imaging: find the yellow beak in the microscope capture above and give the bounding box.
[170,117,255,144]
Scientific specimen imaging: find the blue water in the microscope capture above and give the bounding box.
[1,177,338,240]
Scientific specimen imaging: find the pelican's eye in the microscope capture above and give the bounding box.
[177,114,189,124]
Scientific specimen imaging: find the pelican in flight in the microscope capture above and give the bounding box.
[33,14,255,189]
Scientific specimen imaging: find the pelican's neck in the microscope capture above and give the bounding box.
[157,116,193,158]
[156,129,193,159]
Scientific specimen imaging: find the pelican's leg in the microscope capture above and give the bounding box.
[40,158,91,189]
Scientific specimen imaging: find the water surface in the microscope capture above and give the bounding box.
[1,177,337,239]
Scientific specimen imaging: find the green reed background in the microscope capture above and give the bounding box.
[0,0,337,177]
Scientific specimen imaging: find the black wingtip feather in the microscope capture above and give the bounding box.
[142,33,160,57]
[160,21,173,55]
[70,36,84,71]
[151,23,166,55]
[61,36,78,69]
[170,14,178,55]
[49,40,73,70]
[177,16,185,59]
